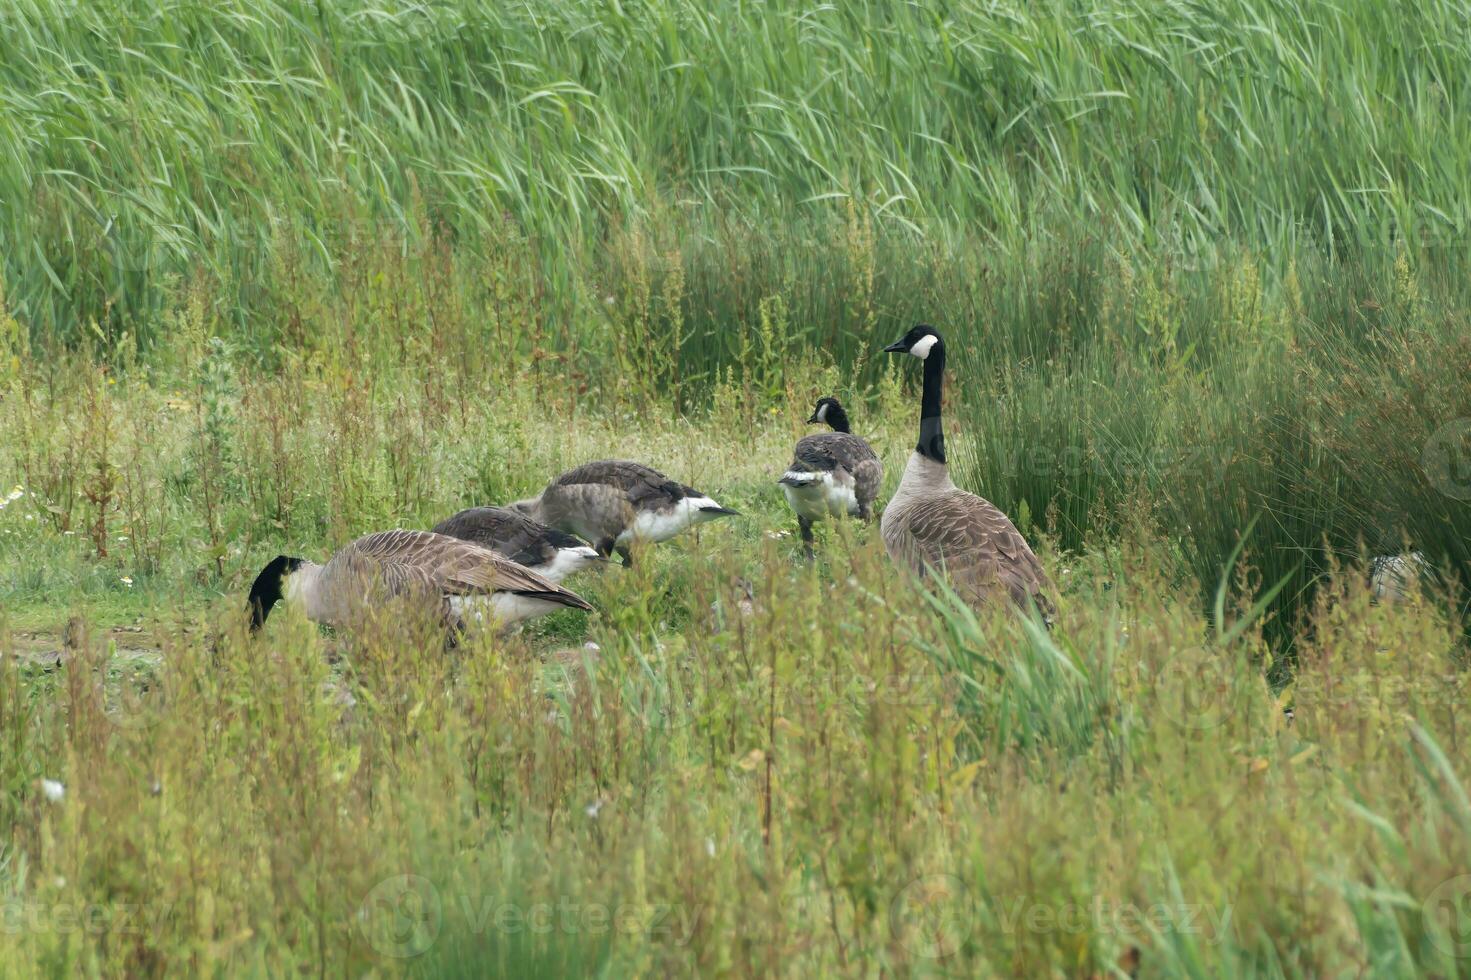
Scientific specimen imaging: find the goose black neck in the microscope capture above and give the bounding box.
[247,555,304,633]
[916,341,946,463]
[826,403,852,434]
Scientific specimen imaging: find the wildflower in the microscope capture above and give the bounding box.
[585,799,603,819]
[705,838,716,858]
[120,576,134,587]
[41,779,64,803]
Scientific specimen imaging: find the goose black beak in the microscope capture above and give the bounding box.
[882,339,907,353]
[805,412,822,424]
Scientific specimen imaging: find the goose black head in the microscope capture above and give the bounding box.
[882,323,943,360]
[806,396,851,433]
[247,555,305,633]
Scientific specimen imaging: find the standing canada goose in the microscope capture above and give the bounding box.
[509,460,738,566]
[778,396,884,559]
[431,506,604,582]
[879,324,1053,619]
[246,529,593,635]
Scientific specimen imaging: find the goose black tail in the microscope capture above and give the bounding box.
[514,589,595,612]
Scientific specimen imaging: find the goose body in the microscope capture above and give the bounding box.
[1370,551,1429,603]
[778,396,883,557]
[511,460,737,565]
[247,529,592,635]
[880,325,1053,619]
[431,506,603,582]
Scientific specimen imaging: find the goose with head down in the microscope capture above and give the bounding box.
[510,460,737,567]
[431,505,604,582]
[246,529,593,637]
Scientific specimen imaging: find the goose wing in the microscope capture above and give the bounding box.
[555,459,692,507]
[790,433,879,474]
[343,530,592,610]
[898,492,1053,613]
[432,506,587,568]
[787,434,883,512]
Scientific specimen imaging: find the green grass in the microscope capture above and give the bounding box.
[1,357,1469,976]
[2,0,1471,974]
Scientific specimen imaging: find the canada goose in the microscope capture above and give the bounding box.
[1370,551,1429,603]
[509,460,738,566]
[879,324,1053,619]
[246,529,593,636]
[778,396,884,559]
[431,506,604,582]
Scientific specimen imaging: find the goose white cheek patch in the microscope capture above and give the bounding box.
[909,335,939,360]
[816,403,830,422]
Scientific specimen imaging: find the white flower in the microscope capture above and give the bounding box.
[120,576,134,587]
[41,779,65,803]
[584,799,603,819]
[705,837,716,857]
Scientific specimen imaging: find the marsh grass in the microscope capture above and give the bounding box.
[2,482,1468,975]
[3,0,1471,973]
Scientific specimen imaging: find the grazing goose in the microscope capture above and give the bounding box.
[246,529,593,635]
[510,460,738,566]
[879,324,1054,619]
[431,506,604,582]
[778,396,884,558]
